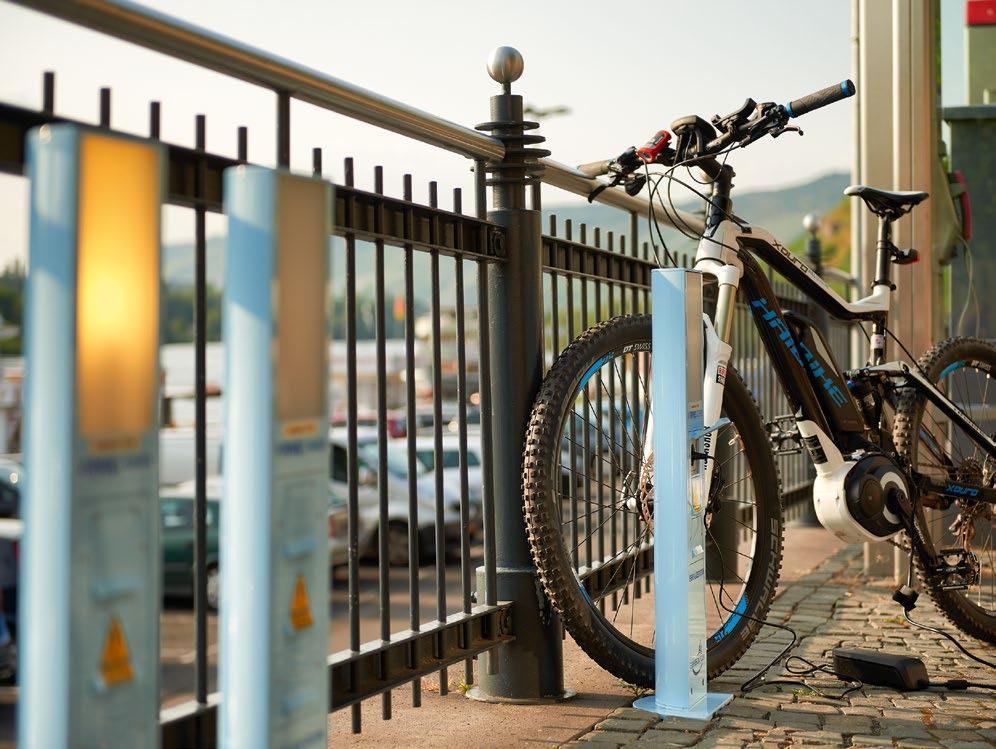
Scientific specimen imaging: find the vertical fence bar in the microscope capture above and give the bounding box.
[549,218,560,367]
[344,157,362,734]
[276,91,290,168]
[566,220,578,568]
[607,276,618,609]
[402,173,424,702]
[580,240,591,570]
[99,87,110,127]
[373,165,392,720]
[453,186,474,687]
[149,101,160,139]
[428,182,449,696]
[193,113,209,749]
[42,71,54,114]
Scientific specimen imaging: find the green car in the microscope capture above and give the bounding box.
[160,478,222,610]
[160,476,355,611]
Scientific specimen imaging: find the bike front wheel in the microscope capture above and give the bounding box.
[522,314,784,686]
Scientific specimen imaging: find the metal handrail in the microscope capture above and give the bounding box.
[9,0,706,234]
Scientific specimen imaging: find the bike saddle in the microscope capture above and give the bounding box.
[844,184,929,220]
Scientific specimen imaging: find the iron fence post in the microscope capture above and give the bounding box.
[470,47,569,703]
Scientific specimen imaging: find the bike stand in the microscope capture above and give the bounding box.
[633,268,733,720]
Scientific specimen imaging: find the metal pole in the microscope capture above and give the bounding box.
[469,47,569,703]
[193,113,209,748]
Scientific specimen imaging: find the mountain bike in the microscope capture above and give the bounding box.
[521,80,996,687]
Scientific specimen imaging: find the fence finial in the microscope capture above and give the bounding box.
[487,46,524,92]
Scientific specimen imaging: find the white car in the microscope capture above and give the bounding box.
[159,425,223,486]
[329,428,465,567]
[406,436,484,515]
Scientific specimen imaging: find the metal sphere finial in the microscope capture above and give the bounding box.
[487,46,524,85]
[803,212,821,235]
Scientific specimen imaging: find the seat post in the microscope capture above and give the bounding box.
[874,216,895,288]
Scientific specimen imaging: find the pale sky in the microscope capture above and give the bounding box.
[0,0,969,268]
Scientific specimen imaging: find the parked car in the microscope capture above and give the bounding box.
[161,476,368,610]
[383,404,460,439]
[160,425,223,486]
[0,515,18,681]
[160,478,221,609]
[446,406,481,434]
[408,436,485,512]
[0,458,20,518]
[330,428,464,566]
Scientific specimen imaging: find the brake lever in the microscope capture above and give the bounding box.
[770,125,803,138]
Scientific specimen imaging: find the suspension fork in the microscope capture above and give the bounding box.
[641,277,737,505]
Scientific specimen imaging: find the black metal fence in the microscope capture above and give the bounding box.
[0,2,852,745]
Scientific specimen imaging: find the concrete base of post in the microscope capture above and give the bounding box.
[634,691,732,721]
[470,566,575,704]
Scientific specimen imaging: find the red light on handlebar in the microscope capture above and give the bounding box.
[637,130,671,163]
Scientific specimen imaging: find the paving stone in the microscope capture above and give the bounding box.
[717,702,770,720]
[879,722,933,739]
[716,716,770,731]
[693,731,753,747]
[823,714,875,734]
[653,716,712,731]
[849,734,897,746]
[791,730,850,744]
[611,708,662,723]
[587,731,641,746]
[567,741,625,749]
[596,718,655,733]
[779,702,840,714]
[929,729,986,741]
[631,728,699,746]
[770,710,822,730]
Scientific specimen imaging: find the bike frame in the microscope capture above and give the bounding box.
[685,174,996,508]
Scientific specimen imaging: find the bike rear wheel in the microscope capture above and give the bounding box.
[894,336,996,643]
[522,314,784,686]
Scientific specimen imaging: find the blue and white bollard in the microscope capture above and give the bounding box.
[634,268,733,720]
[219,166,332,749]
[21,124,165,747]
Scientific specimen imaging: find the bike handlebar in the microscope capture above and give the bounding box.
[785,79,855,118]
[577,160,611,177]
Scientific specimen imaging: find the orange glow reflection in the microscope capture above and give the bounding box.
[76,133,159,440]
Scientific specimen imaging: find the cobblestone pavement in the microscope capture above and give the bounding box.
[565,547,996,748]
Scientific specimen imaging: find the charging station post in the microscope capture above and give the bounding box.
[220,166,332,749]
[20,125,165,747]
[634,268,733,720]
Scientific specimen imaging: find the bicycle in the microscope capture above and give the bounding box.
[521,80,996,687]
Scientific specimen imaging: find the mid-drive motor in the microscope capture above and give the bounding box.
[814,454,907,543]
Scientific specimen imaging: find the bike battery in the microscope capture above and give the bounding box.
[784,311,865,433]
[832,648,929,691]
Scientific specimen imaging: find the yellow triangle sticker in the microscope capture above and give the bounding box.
[99,618,134,687]
[289,574,313,631]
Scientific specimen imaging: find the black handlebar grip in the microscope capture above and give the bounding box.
[785,79,855,118]
[577,160,611,178]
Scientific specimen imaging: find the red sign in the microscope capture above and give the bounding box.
[967,0,996,26]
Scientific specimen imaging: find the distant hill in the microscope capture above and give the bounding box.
[162,170,852,288]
